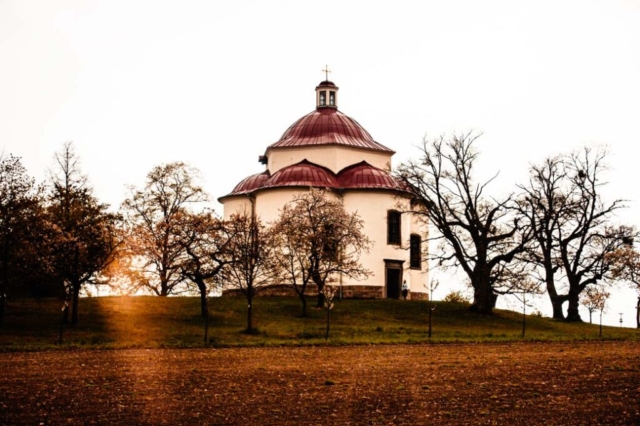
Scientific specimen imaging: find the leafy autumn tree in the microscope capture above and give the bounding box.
[509,276,543,338]
[85,223,136,295]
[46,142,121,325]
[608,246,640,328]
[519,147,634,321]
[223,212,279,333]
[122,162,207,296]
[175,210,237,317]
[0,154,43,324]
[443,290,469,304]
[396,133,531,314]
[272,189,371,316]
[580,286,610,325]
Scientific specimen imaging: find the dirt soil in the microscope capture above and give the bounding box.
[1,341,639,425]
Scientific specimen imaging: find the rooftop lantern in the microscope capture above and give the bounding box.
[316,65,338,109]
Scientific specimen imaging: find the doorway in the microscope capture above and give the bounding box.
[384,260,404,299]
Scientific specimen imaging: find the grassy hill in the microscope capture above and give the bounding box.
[0,296,637,350]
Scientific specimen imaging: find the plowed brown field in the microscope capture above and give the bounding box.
[1,341,639,425]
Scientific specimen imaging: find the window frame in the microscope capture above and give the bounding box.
[410,234,422,269]
[387,210,401,245]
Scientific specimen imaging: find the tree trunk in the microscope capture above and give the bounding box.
[292,283,308,317]
[71,281,81,325]
[300,294,307,318]
[200,292,208,318]
[197,279,208,317]
[636,297,639,329]
[0,292,5,327]
[0,254,7,327]
[470,275,496,314]
[203,297,209,344]
[160,269,169,296]
[63,286,71,324]
[160,280,169,296]
[246,300,253,333]
[325,308,330,340]
[599,311,603,337]
[549,297,566,320]
[565,290,582,322]
[545,277,566,320]
[312,272,324,308]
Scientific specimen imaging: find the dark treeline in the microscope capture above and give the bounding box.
[0,143,120,326]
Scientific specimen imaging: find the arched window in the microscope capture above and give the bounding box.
[319,91,326,106]
[410,234,422,269]
[387,210,401,245]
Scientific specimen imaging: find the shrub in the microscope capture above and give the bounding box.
[443,291,469,304]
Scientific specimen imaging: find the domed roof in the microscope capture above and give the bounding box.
[317,80,337,88]
[338,161,405,191]
[262,160,339,189]
[229,171,270,195]
[268,108,394,153]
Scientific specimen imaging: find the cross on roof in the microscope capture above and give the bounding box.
[322,65,331,81]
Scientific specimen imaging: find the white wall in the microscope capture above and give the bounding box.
[341,191,428,297]
[222,187,429,298]
[408,203,430,295]
[266,145,392,174]
[221,197,251,220]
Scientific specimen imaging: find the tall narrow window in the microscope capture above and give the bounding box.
[410,234,422,269]
[329,91,335,106]
[387,210,401,245]
[319,91,326,106]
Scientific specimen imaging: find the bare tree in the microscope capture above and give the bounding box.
[426,278,440,301]
[223,212,279,333]
[396,133,531,314]
[518,156,570,319]
[122,162,207,296]
[271,189,371,315]
[520,147,634,321]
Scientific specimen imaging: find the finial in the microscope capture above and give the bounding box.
[322,65,331,81]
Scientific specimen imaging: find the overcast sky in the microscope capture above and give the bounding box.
[2,0,639,325]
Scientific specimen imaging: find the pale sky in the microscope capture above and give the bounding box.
[2,0,639,326]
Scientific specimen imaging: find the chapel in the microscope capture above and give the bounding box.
[219,75,429,299]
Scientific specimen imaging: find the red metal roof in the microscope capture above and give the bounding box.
[221,161,415,202]
[261,160,339,189]
[268,109,394,153]
[229,171,270,195]
[338,161,403,190]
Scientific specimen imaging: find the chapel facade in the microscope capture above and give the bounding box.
[219,78,429,300]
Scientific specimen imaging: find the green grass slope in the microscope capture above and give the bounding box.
[0,296,637,350]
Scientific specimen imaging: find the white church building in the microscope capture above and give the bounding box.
[219,78,429,300]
